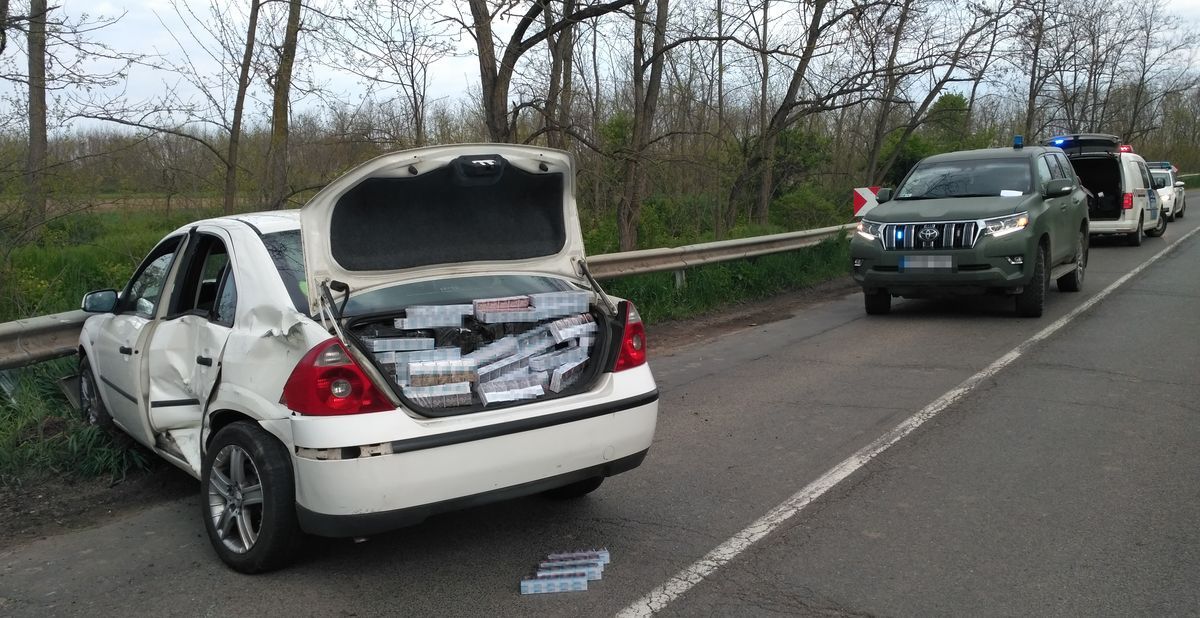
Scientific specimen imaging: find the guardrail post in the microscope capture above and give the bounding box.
[673,269,687,289]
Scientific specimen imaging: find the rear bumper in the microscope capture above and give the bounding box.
[1091,210,1152,234]
[298,448,649,538]
[290,383,659,537]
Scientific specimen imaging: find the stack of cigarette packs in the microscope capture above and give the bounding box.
[372,290,599,409]
[519,548,611,595]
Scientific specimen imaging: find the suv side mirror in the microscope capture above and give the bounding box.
[1175,181,1186,188]
[81,289,119,313]
[876,187,893,203]
[1042,178,1074,197]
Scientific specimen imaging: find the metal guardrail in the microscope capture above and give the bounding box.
[0,309,90,371]
[0,223,855,371]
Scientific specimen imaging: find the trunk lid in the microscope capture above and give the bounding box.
[299,145,585,316]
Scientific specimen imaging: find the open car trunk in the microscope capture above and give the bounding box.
[344,285,619,417]
[1067,155,1123,221]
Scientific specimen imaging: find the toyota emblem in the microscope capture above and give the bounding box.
[919,226,940,241]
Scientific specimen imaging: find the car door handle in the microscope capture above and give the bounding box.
[196,356,213,367]
[119,346,133,355]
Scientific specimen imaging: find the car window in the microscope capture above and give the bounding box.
[1151,170,1170,189]
[1138,163,1153,189]
[1053,153,1075,180]
[262,230,309,315]
[1036,157,1053,185]
[169,233,232,317]
[895,158,1031,200]
[121,237,183,318]
[213,271,237,326]
[1044,155,1066,180]
[345,275,575,317]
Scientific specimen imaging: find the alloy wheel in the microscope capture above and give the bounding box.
[206,444,265,554]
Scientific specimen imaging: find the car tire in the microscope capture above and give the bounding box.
[863,289,891,315]
[1177,197,1185,218]
[1056,230,1087,293]
[201,421,301,574]
[78,355,133,448]
[1146,210,1167,237]
[543,476,604,499]
[1015,245,1047,318]
[1126,214,1144,246]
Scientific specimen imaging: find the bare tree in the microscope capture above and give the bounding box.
[458,0,636,143]
[616,0,669,250]
[23,0,45,229]
[264,0,301,210]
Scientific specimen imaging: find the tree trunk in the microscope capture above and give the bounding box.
[24,0,48,232]
[752,0,770,226]
[865,0,913,185]
[616,0,668,251]
[225,0,261,215]
[265,0,301,211]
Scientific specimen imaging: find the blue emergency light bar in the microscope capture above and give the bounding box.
[1146,161,1173,169]
[1013,135,1024,149]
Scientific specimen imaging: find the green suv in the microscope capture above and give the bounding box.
[851,143,1089,317]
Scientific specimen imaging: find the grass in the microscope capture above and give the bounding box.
[0,202,851,483]
[0,359,153,485]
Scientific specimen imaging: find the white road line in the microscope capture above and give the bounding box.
[617,224,1200,618]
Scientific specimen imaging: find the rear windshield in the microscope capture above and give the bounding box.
[1150,170,1171,186]
[897,158,1032,200]
[330,156,566,271]
[345,275,576,316]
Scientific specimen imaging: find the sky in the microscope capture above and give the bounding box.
[16,0,1200,131]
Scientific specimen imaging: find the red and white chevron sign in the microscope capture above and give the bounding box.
[853,186,881,217]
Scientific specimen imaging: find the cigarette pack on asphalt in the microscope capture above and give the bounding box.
[546,548,611,565]
[519,572,588,595]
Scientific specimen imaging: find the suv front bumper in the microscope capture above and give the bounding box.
[850,230,1038,296]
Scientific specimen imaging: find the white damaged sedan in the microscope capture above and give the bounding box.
[76,145,659,573]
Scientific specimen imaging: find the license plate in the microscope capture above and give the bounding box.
[900,255,953,271]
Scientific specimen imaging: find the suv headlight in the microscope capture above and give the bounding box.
[856,220,884,241]
[982,212,1030,238]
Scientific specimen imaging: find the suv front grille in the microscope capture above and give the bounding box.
[881,221,980,250]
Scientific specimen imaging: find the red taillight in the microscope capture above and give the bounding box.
[614,302,647,372]
[1122,193,1134,209]
[1119,144,1133,153]
[282,338,391,416]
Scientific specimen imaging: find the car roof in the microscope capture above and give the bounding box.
[921,146,1057,164]
[168,209,301,237]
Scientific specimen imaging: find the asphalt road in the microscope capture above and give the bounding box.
[2,213,1198,617]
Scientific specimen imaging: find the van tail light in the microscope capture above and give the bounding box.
[613,302,647,372]
[282,338,391,416]
[1122,193,1134,209]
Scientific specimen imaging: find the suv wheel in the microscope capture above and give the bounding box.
[1146,210,1167,237]
[1126,214,1144,246]
[1177,197,1186,218]
[201,421,301,573]
[1056,230,1087,292]
[1015,245,1047,318]
[864,289,891,315]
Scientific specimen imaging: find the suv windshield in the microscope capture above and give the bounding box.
[1150,170,1171,188]
[897,158,1031,200]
